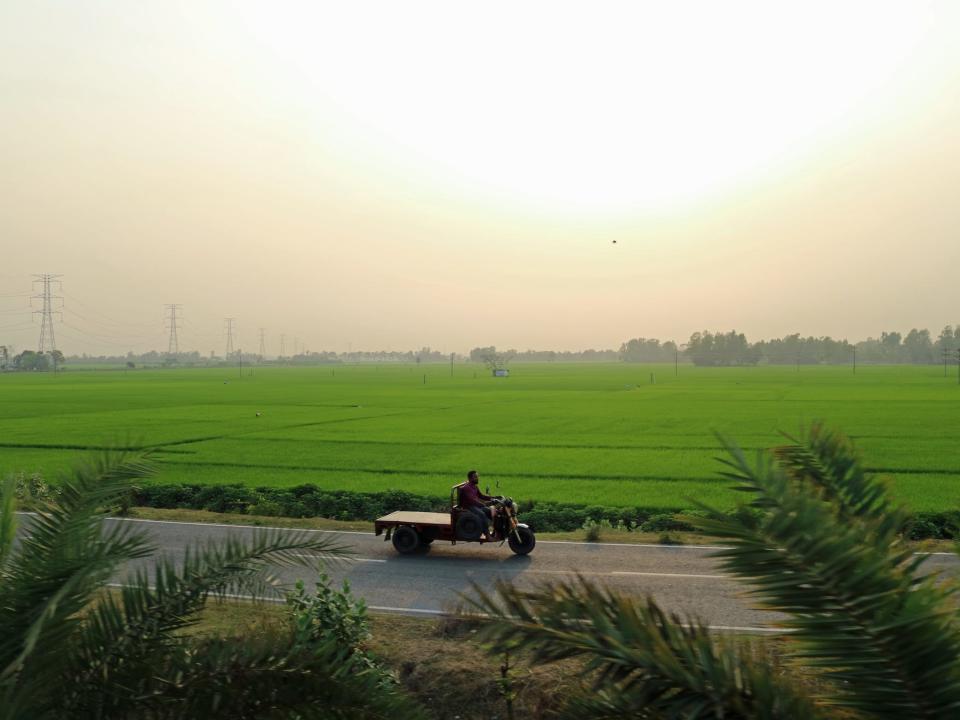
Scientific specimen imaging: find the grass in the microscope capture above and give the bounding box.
[2,363,959,511]
[184,593,826,720]
[186,595,583,719]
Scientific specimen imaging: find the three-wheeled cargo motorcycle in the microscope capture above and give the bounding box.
[374,483,536,556]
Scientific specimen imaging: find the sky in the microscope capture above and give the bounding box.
[2,1,960,356]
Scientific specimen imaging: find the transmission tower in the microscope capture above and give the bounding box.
[32,274,63,354]
[258,328,266,359]
[224,318,236,359]
[165,304,182,356]
[280,333,286,358]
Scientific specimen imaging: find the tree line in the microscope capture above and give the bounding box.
[474,324,960,366]
[5,325,960,371]
[681,325,960,366]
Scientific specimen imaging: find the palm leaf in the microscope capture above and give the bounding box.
[696,430,960,718]
[152,632,423,720]
[0,452,157,718]
[0,475,15,570]
[59,528,351,714]
[467,577,822,719]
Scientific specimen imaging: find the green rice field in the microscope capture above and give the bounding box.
[1,363,958,511]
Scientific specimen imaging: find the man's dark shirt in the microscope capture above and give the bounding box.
[459,482,488,509]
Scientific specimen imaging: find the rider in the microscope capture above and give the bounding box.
[459,470,496,540]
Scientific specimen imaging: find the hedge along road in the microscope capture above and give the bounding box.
[66,516,960,632]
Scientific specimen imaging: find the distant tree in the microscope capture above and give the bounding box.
[469,346,497,363]
[902,328,934,364]
[756,335,854,365]
[469,346,513,371]
[13,351,49,371]
[935,325,957,358]
[880,331,903,362]
[619,338,678,363]
[686,331,759,366]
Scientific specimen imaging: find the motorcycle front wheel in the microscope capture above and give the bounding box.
[507,526,536,555]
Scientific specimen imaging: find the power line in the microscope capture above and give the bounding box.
[61,292,156,329]
[224,318,236,359]
[280,333,286,358]
[165,304,182,356]
[258,328,266,359]
[32,274,62,354]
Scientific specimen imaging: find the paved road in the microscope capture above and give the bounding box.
[93,517,960,633]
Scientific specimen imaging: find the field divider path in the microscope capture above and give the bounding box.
[156,458,730,483]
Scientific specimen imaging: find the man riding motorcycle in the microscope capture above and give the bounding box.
[458,470,497,541]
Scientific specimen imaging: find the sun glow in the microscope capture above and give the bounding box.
[228,2,942,216]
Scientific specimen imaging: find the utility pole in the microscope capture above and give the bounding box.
[165,304,182,358]
[258,328,266,361]
[224,318,236,360]
[944,347,950,378]
[280,333,286,358]
[32,274,63,356]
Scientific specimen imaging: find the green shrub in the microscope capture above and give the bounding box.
[247,500,283,517]
[640,513,695,533]
[11,471,60,509]
[129,483,951,539]
[285,575,396,685]
[285,575,370,650]
[582,518,603,542]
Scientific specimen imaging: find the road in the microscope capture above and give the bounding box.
[90,516,960,633]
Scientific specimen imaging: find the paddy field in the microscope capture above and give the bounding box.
[1,363,958,511]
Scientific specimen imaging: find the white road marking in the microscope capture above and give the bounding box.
[103,583,783,633]
[292,553,387,564]
[306,559,729,580]
[611,571,724,579]
[541,539,732,550]
[367,605,447,616]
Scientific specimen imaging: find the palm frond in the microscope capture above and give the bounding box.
[773,422,895,524]
[158,632,424,720]
[60,528,351,712]
[0,475,15,570]
[696,431,960,718]
[0,452,157,717]
[467,577,822,719]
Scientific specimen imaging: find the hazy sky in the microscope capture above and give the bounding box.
[2,1,960,356]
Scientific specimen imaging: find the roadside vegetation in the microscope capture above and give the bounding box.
[0,454,420,719]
